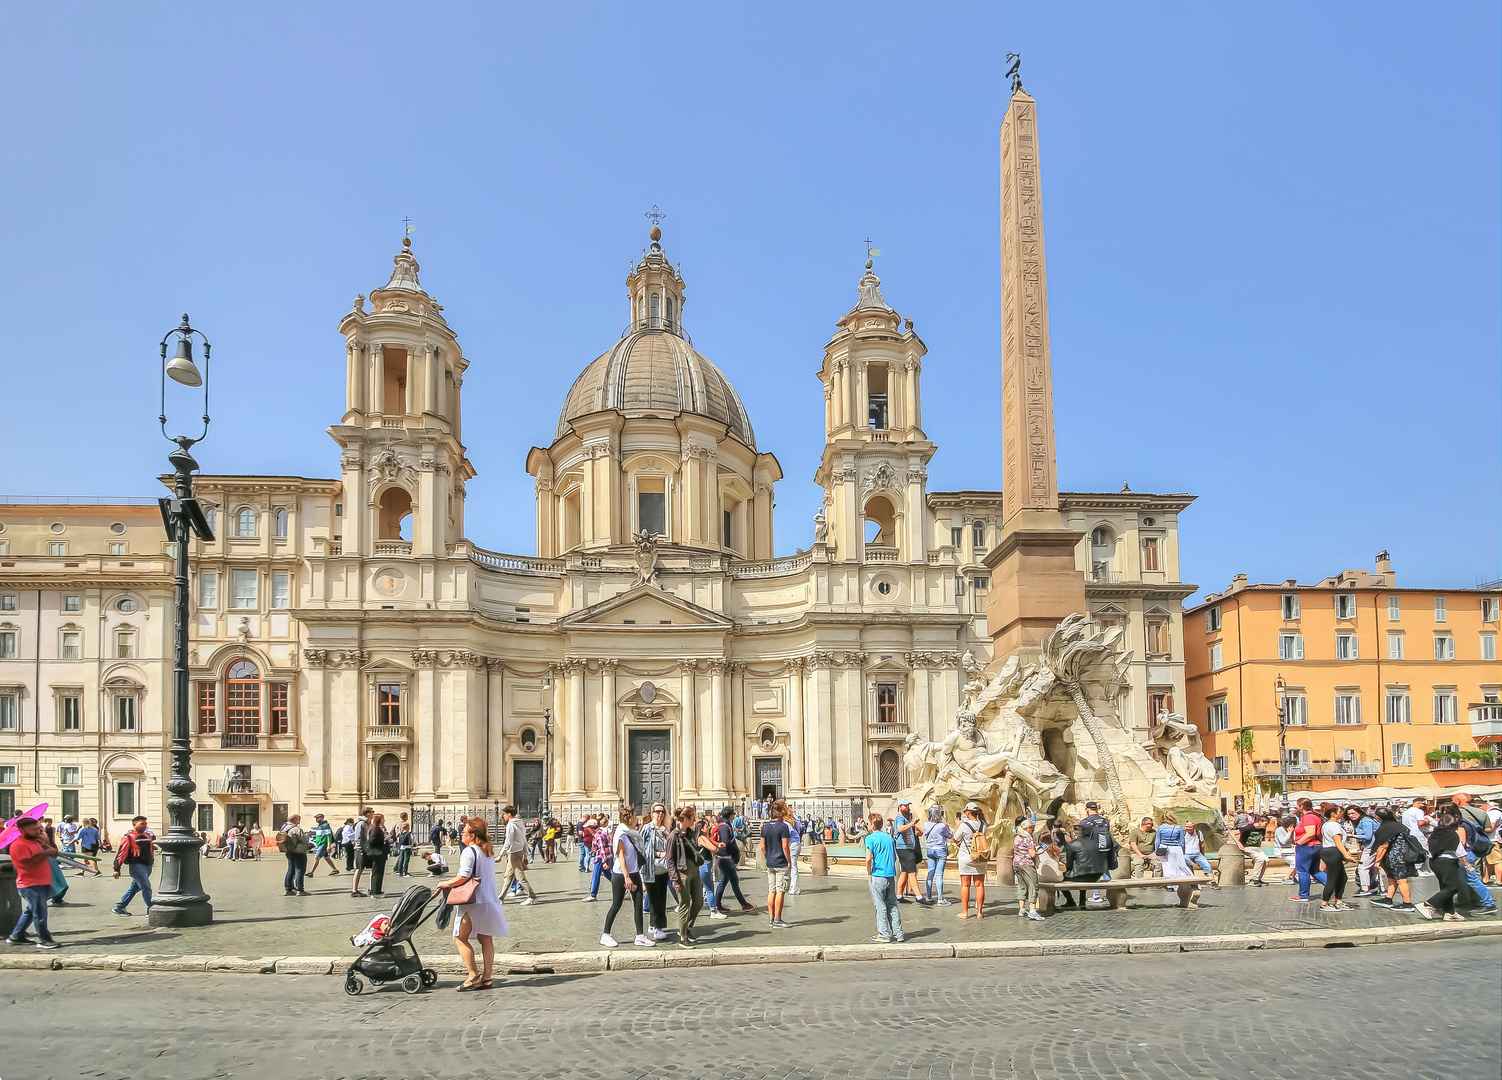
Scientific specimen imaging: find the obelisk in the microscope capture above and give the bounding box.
[985,82,1086,657]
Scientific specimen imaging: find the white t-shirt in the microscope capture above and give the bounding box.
[1274,826,1294,852]
[1319,820,1349,847]
[1401,806,1430,850]
[612,825,641,876]
[1486,807,1502,832]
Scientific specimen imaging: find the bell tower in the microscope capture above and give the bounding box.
[812,258,935,564]
[330,238,476,559]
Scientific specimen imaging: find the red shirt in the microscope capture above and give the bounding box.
[8,836,53,888]
[1296,812,1323,847]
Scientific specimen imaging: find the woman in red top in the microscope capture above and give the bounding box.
[1290,798,1327,902]
[6,817,60,948]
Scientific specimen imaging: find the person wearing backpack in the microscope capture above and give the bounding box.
[1369,806,1417,912]
[709,807,755,915]
[1451,793,1498,913]
[954,802,990,918]
[280,815,310,896]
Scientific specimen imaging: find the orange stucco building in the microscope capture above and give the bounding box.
[1185,552,1502,810]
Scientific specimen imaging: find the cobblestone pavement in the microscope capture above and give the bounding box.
[3,938,1497,1080]
[33,855,1502,959]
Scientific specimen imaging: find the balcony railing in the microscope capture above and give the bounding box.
[865,546,899,564]
[1430,755,1500,772]
[365,724,413,743]
[1469,703,1502,739]
[372,540,412,556]
[1254,761,1379,778]
[1090,567,1122,584]
[219,733,261,749]
[468,547,566,575]
[868,722,910,739]
[206,777,269,795]
[727,552,813,579]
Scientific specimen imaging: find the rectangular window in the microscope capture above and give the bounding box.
[196,682,217,734]
[197,803,214,832]
[109,541,127,556]
[60,695,80,732]
[60,631,82,660]
[1148,691,1174,719]
[0,631,15,658]
[116,696,136,731]
[1433,692,1458,725]
[0,542,6,556]
[0,788,14,820]
[1285,748,1310,771]
[272,571,290,609]
[0,765,15,784]
[1204,607,1221,632]
[723,508,734,550]
[1142,537,1160,571]
[1484,634,1498,662]
[114,630,135,659]
[1282,594,1300,620]
[1434,597,1446,622]
[1385,691,1411,724]
[1214,755,1230,780]
[1336,633,1358,660]
[48,542,67,557]
[1388,632,1404,660]
[1387,596,1401,621]
[61,789,78,821]
[950,527,962,549]
[1146,621,1169,656]
[1278,633,1304,661]
[115,781,135,816]
[231,569,258,609]
[637,487,666,538]
[1206,701,1230,732]
[59,765,80,786]
[1391,743,1413,768]
[0,594,14,611]
[273,508,288,539]
[270,682,289,735]
[199,571,218,608]
[1282,694,1308,726]
[1335,594,1356,620]
[62,594,81,612]
[877,682,898,725]
[1209,642,1222,671]
[1334,694,1362,725]
[1484,597,1500,623]
[378,684,402,726]
[1433,634,1454,661]
[0,694,14,730]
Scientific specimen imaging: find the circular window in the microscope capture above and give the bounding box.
[0,522,6,534]
[116,598,136,613]
[50,523,65,534]
[875,580,893,596]
[1143,517,1156,528]
[110,522,126,534]
[520,727,536,752]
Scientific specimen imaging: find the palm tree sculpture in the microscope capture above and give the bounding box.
[1039,613,1129,820]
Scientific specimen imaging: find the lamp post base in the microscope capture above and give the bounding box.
[148,831,213,927]
[148,899,214,927]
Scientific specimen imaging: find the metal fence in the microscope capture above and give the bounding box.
[740,797,866,826]
[408,802,506,844]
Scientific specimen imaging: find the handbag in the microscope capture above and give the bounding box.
[445,878,479,906]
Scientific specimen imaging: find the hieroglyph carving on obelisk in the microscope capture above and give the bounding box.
[999,88,1059,525]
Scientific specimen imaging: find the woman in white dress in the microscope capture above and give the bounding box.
[437,816,508,992]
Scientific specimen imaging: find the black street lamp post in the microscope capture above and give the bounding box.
[149,314,216,927]
[1275,673,1288,815]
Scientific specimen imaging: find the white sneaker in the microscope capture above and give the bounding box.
[651,929,668,940]
[519,897,536,906]
[633,935,657,947]
[600,933,619,948]
[581,895,598,902]
[708,909,729,920]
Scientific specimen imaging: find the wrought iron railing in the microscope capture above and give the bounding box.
[206,777,268,795]
[220,733,261,750]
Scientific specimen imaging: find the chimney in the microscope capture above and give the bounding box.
[1229,573,1249,593]
[1375,550,1391,574]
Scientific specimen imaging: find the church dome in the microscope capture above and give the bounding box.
[555,330,756,449]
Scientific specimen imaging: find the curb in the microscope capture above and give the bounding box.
[4,921,1496,977]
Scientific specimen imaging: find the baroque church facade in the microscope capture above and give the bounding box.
[0,101,1196,832]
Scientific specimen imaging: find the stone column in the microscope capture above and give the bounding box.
[346,343,364,414]
[729,661,747,797]
[708,659,729,798]
[786,658,806,794]
[679,660,698,795]
[370,343,385,416]
[809,654,836,794]
[565,660,585,794]
[599,659,619,797]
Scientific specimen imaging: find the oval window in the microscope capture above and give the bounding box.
[875,581,892,596]
[520,727,536,751]
[116,597,137,613]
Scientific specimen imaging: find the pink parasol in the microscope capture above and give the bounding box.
[0,802,49,848]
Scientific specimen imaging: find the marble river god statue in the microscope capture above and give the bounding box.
[893,613,1223,852]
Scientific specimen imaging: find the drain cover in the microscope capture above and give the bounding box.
[508,938,574,954]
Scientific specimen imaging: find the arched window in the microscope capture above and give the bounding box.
[972,520,986,549]
[864,495,895,547]
[226,660,261,745]
[1090,526,1116,581]
[375,753,401,800]
[665,297,676,330]
[235,508,257,537]
[273,508,288,539]
[377,488,412,541]
[520,727,536,752]
[650,293,660,328]
[877,748,901,793]
[1091,526,1113,548]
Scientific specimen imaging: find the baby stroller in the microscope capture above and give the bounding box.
[343,883,443,996]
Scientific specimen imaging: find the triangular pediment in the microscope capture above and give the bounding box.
[558,584,733,632]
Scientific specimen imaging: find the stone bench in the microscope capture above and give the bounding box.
[1037,876,1203,915]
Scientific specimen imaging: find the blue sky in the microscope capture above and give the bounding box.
[2,5,1497,599]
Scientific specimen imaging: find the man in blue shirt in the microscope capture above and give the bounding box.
[892,799,922,904]
[863,814,903,943]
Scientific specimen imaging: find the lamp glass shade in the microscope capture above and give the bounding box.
[165,338,202,387]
